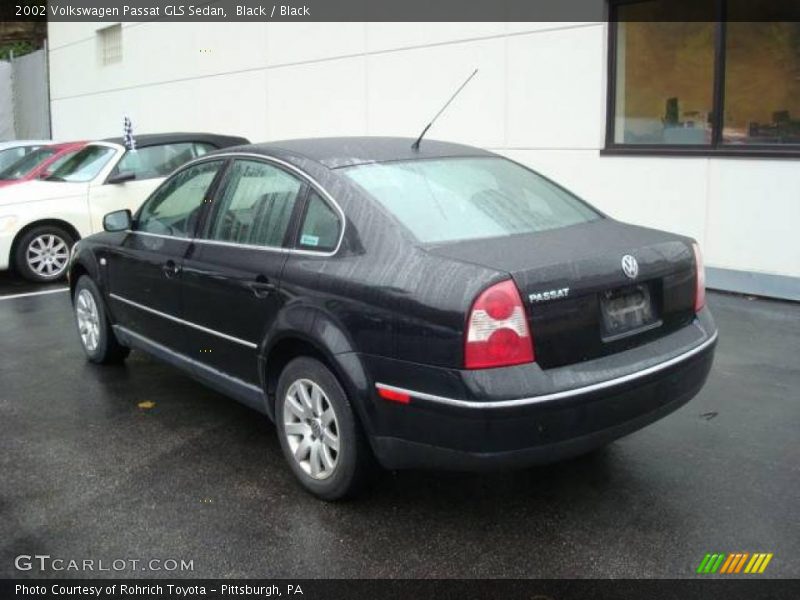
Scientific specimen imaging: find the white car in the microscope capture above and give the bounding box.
[0,140,53,171]
[0,133,248,282]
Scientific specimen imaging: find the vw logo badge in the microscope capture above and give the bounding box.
[621,255,639,279]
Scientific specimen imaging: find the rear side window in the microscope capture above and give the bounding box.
[137,160,223,237]
[297,191,340,251]
[204,160,302,248]
[113,142,216,180]
[342,157,600,244]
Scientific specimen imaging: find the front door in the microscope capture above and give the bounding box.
[181,158,307,385]
[105,159,226,351]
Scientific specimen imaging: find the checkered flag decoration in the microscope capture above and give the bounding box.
[123,116,136,151]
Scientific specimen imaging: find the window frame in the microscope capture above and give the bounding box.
[603,0,800,159]
[193,153,346,257]
[133,157,227,240]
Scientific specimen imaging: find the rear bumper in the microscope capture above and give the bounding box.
[360,310,717,470]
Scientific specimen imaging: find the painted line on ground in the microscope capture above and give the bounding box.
[0,288,69,301]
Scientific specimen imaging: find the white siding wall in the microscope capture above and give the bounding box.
[48,22,800,287]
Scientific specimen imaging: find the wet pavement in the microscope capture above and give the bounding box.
[0,284,798,578]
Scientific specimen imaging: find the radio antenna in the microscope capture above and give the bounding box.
[411,68,478,151]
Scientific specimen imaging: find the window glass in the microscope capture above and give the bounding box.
[0,147,56,179]
[137,160,222,237]
[41,149,81,176]
[722,19,800,144]
[613,9,714,145]
[298,191,340,251]
[0,147,32,171]
[342,157,600,244]
[47,145,117,182]
[114,142,216,180]
[205,160,302,248]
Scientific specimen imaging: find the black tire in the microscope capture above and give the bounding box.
[14,224,75,283]
[73,275,130,364]
[275,357,373,500]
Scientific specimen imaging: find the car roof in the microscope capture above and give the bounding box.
[102,132,249,149]
[223,136,494,169]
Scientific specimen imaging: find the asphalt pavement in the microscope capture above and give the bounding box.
[0,282,797,578]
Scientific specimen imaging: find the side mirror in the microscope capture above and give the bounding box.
[103,209,132,232]
[107,171,136,184]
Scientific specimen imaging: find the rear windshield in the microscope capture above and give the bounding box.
[342,157,600,244]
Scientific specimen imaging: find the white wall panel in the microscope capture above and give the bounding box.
[366,38,505,147]
[51,69,267,141]
[267,22,365,65]
[506,24,605,149]
[266,57,366,140]
[706,159,800,277]
[366,22,505,53]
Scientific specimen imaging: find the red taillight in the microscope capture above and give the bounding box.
[464,279,535,369]
[692,242,706,312]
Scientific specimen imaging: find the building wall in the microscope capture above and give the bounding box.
[48,22,800,298]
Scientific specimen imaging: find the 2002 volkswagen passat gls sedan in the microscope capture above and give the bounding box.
[69,137,717,499]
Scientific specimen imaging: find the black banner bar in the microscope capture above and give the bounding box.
[3,0,800,23]
[3,579,800,600]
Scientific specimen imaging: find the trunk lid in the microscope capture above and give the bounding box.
[427,219,697,368]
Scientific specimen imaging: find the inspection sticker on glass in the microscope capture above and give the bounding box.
[301,234,319,246]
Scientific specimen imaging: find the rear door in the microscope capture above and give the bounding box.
[105,159,226,350]
[180,158,307,384]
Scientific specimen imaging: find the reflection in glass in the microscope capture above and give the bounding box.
[723,21,800,145]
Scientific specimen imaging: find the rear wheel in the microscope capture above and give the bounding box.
[73,275,129,364]
[14,225,75,282]
[275,357,373,500]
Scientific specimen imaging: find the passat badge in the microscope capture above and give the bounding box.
[621,255,639,279]
[529,287,569,303]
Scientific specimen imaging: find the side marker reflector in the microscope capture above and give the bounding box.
[377,386,411,404]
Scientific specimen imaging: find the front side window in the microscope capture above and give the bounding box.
[204,160,303,248]
[113,142,216,180]
[47,145,117,182]
[0,147,56,180]
[342,157,600,244]
[609,0,800,152]
[137,160,222,237]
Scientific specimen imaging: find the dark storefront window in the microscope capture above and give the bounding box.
[607,0,800,155]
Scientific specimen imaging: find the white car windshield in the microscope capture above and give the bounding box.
[46,146,117,182]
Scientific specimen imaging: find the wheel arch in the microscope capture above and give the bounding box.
[10,218,82,268]
[261,315,372,434]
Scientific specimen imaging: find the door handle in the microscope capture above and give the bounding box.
[250,275,276,298]
[162,260,181,278]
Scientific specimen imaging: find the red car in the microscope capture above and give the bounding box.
[0,142,86,187]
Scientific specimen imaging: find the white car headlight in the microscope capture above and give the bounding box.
[0,215,19,234]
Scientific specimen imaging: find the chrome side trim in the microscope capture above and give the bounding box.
[109,293,258,349]
[128,152,346,257]
[375,331,718,409]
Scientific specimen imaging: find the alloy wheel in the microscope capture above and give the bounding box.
[283,378,341,480]
[26,234,69,278]
[75,289,101,353]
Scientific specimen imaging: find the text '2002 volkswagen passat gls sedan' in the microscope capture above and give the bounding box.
[68,137,717,499]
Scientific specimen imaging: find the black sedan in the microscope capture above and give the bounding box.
[68,137,717,500]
